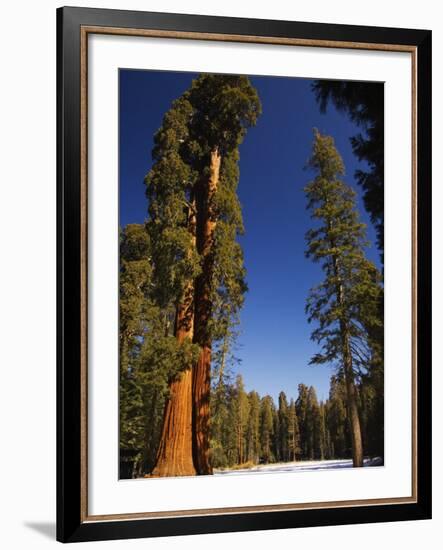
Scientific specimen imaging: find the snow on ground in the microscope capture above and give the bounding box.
[214,457,382,475]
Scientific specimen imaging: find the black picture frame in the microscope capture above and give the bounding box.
[57,6,432,543]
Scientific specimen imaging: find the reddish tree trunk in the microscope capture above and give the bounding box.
[150,367,195,477]
[193,148,221,475]
[151,206,197,477]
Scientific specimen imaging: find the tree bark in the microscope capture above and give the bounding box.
[339,305,364,467]
[339,306,363,467]
[343,349,364,467]
[150,365,195,477]
[330,232,364,468]
[193,148,221,475]
[151,204,197,477]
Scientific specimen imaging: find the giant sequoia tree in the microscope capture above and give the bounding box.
[145,95,201,477]
[304,130,382,467]
[145,74,261,476]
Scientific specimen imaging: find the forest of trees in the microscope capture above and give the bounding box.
[119,74,384,479]
[121,339,383,477]
[209,374,383,470]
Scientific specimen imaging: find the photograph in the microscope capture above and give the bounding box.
[0,0,436,545]
[118,69,385,480]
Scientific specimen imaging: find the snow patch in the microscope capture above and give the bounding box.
[214,457,382,475]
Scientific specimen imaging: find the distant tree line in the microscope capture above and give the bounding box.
[209,372,383,469]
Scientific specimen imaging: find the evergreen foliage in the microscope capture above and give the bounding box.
[312,81,384,257]
[119,223,197,475]
[118,225,383,477]
[304,130,382,373]
[288,398,301,461]
[304,129,383,467]
[208,374,382,469]
[121,73,261,476]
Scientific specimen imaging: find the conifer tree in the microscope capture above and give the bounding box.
[186,74,261,473]
[209,328,237,468]
[316,401,327,460]
[288,398,300,461]
[145,74,261,476]
[209,384,230,468]
[304,130,382,467]
[321,402,333,459]
[306,386,322,460]
[233,375,250,464]
[327,375,350,458]
[278,391,290,461]
[119,224,153,476]
[246,391,261,463]
[272,405,280,461]
[260,395,275,463]
[304,386,316,459]
[119,224,194,476]
[295,384,309,459]
[312,81,386,448]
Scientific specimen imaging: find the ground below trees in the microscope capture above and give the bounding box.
[214,457,383,475]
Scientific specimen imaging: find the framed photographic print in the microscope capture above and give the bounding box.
[57,6,432,543]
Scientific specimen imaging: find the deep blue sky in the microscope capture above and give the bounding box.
[119,69,381,403]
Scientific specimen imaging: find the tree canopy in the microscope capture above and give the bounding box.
[312,81,384,258]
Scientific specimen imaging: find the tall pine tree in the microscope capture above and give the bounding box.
[304,129,382,467]
[295,383,309,459]
[277,391,289,461]
[246,390,261,463]
[288,398,300,461]
[260,395,275,463]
